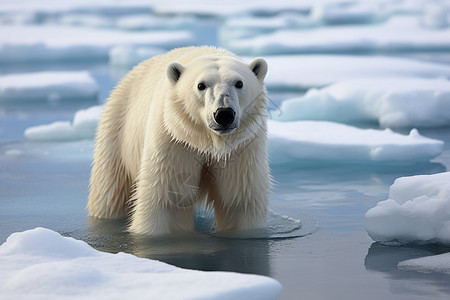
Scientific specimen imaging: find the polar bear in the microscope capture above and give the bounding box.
[87,46,270,235]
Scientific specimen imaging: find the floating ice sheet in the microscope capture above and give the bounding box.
[365,172,450,245]
[227,16,450,55]
[25,106,103,142]
[109,45,164,67]
[0,227,282,300]
[398,252,450,275]
[272,77,450,128]
[262,55,450,90]
[0,25,194,63]
[268,120,444,165]
[0,71,98,103]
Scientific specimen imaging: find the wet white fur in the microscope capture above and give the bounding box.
[87,46,270,235]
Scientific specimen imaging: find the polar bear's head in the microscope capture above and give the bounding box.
[164,55,268,156]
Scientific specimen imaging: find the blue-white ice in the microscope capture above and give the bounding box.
[0,228,281,300]
[0,25,194,63]
[366,172,450,245]
[272,77,450,128]
[263,55,450,90]
[226,15,450,55]
[0,71,98,102]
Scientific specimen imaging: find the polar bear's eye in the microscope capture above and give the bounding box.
[235,81,243,89]
[197,83,206,91]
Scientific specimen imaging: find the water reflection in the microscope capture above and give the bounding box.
[365,242,450,294]
[85,217,272,276]
[84,210,318,277]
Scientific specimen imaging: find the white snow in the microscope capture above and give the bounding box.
[263,55,450,90]
[109,45,164,67]
[365,172,450,244]
[226,16,450,55]
[0,227,282,300]
[25,105,103,142]
[398,252,450,274]
[268,120,443,165]
[272,77,450,128]
[0,71,98,102]
[0,25,194,63]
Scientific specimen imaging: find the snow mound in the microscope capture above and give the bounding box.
[0,227,282,300]
[25,105,103,142]
[365,172,450,245]
[398,252,450,274]
[263,55,450,90]
[272,77,450,128]
[0,25,194,63]
[268,120,443,165]
[227,16,450,55]
[0,71,98,102]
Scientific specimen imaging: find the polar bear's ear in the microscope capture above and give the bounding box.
[167,62,185,84]
[248,58,268,82]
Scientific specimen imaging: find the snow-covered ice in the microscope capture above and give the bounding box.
[263,55,450,90]
[0,227,282,300]
[109,45,164,67]
[268,120,444,165]
[365,172,450,245]
[0,25,194,63]
[226,16,450,55]
[272,77,450,128]
[25,106,103,142]
[398,252,450,274]
[0,71,98,102]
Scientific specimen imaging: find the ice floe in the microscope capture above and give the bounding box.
[0,227,282,300]
[227,16,450,55]
[0,71,98,102]
[268,120,443,165]
[263,55,450,90]
[109,45,164,67]
[272,77,450,128]
[0,25,194,63]
[398,252,450,274]
[365,172,450,245]
[25,106,103,142]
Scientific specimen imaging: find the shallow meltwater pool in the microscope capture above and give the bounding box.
[1,122,450,299]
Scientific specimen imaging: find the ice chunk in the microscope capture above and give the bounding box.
[272,77,450,128]
[0,71,98,102]
[227,16,450,55]
[420,3,449,29]
[398,252,450,274]
[109,45,164,67]
[268,120,444,165]
[365,172,450,244]
[25,105,103,142]
[263,55,450,90]
[0,227,282,300]
[116,14,196,31]
[0,25,194,63]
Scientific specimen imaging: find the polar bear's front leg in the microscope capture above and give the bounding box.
[128,149,202,235]
[212,137,270,232]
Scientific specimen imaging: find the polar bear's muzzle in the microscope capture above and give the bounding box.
[209,107,238,134]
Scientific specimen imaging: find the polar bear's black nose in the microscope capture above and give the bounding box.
[214,107,235,128]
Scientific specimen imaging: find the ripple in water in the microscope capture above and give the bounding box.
[195,209,319,239]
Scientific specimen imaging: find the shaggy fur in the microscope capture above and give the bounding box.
[87,46,270,235]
